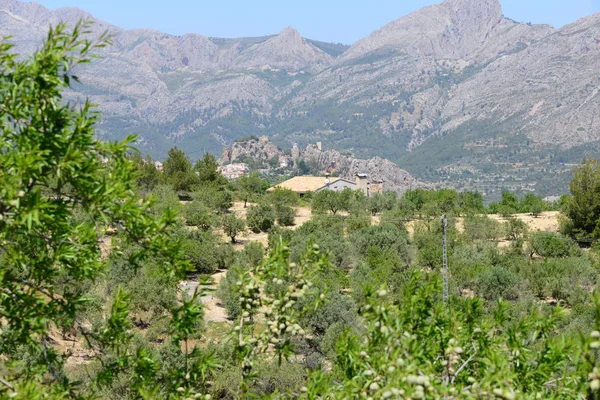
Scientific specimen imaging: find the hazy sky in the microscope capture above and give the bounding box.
[25,0,600,44]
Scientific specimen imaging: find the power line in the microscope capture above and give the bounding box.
[442,214,449,306]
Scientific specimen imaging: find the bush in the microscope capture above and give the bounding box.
[498,204,517,218]
[450,241,500,289]
[463,215,504,242]
[213,243,237,270]
[475,266,518,301]
[297,214,346,237]
[345,208,372,232]
[193,184,233,214]
[238,242,265,268]
[183,201,215,230]
[350,224,412,264]
[275,204,296,226]
[216,268,243,320]
[268,225,295,250]
[529,232,581,258]
[268,188,299,208]
[247,203,276,233]
[504,217,528,240]
[290,230,354,271]
[349,247,411,306]
[151,184,182,218]
[520,257,597,303]
[182,232,221,274]
[320,322,357,358]
[300,291,357,336]
[106,246,179,321]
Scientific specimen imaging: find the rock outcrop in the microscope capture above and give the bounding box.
[220,139,429,193]
[301,145,424,193]
[220,139,283,165]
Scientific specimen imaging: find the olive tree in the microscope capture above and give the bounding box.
[222,213,246,243]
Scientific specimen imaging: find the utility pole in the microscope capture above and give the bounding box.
[442,214,449,305]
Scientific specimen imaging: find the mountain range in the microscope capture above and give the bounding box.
[2,0,600,197]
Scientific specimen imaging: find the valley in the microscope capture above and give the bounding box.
[2,0,600,196]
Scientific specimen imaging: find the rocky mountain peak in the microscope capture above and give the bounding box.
[278,26,302,39]
[341,0,506,61]
[233,25,332,71]
[443,0,502,13]
[444,0,503,26]
[266,26,305,49]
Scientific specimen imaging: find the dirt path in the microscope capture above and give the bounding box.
[182,270,229,323]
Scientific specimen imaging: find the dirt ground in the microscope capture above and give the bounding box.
[487,211,560,233]
[403,211,560,238]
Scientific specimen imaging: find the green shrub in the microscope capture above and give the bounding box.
[193,184,233,214]
[246,203,276,233]
[151,184,182,217]
[213,243,237,270]
[290,231,355,271]
[300,291,357,336]
[267,225,295,249]
[504,217,528,240]
[346,208,372,232]
[275,204,296,226]
[350,224,412,264]
[297,214,346,237]
[268,187,299,208]
[463,215,504,242]
[182,233,220,274]
[520,257,597,303]
[475,266,518,301]
[216,268,243,320]
[183,201,215,230]
[238,242,265,268]
[529,232,581,258]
